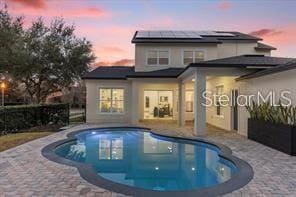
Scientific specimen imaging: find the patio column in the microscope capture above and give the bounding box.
[131,81,139,125]
[178,81,185,127]
[194,70,206,136]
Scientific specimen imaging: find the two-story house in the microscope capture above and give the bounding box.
[82,30,295,136]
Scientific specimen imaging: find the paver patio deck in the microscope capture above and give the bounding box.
[0,122,295,196]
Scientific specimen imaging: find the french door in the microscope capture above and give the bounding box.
[143,90,173,119]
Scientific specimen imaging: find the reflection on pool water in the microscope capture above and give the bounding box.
[55,129,237,191]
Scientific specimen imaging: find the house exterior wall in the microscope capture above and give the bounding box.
[217,41,271,58]
[85,78,198,123]
[135,43,218,72]
[84,79,132,123]
[85,68,294,137]
[135,42,271,72]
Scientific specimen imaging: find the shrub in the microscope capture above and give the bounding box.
[246,101,296,126]
[0,104,69,135]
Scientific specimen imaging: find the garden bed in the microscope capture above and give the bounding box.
[248,119,296,156]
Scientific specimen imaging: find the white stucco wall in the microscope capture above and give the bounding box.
[135,43,218,72]
[84,79,132,123]
[85,78,183,123]
[135,41,271,72]
[217,41,271,59]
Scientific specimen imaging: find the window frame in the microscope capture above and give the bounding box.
[182,49,206,66]
[146,49,170,66]
[97,87,125,114]
[185,90,194,112]
[215,85,224,117]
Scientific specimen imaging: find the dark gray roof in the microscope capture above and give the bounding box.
[255,42,276,50]
[127,68,184,78]
[82,66,135,79]
[83,55,295,80]
[189,55,294,68]
[132,31,262,43]
[82,67,184,79]
[237,59,296,81]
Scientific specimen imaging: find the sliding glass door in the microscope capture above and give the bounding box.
[143,90,173,120]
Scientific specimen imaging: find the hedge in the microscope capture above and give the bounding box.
[0,104,69,135]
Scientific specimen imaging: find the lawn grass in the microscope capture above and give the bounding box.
[0,132,55,152]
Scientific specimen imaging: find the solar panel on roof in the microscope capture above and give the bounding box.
[149,31,162,38]
[136,31,149,38]
[160,31,175,38]
[135,30,234,39]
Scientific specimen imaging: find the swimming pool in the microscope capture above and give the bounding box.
[43,127,253,196]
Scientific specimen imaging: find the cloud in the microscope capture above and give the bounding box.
[7,0,46,9]
[96,46,125,54]
[93,59,134,67]
[217,1,232,11]
[61,7,111,18]
[7,1,112,19]
[249,26,296,57]
[249,28,284,37]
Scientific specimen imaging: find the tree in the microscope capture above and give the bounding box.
[0,6,23,76]
[0,6,95,103]
[10,18,95,103]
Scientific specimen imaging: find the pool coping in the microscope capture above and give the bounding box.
[42,126,254,197]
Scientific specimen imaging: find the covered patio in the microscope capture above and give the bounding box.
[177,67,247,136]
[176,55,293,136]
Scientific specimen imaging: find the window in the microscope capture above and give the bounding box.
[216,86,223,116]
[147,50,169,65]
[147,51,158,65]
[98,88,124,113]
[185,90,194,112]
[183,50,204,65]
[159,51,169,65]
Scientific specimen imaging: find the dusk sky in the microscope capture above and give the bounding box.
[3,0,296,67]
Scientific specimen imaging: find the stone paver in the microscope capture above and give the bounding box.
[0,122,295,196]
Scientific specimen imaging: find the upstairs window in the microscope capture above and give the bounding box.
[147,50,169,65]
[183,51,204,65]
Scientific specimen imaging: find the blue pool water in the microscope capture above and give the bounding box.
[55,128,237,191]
